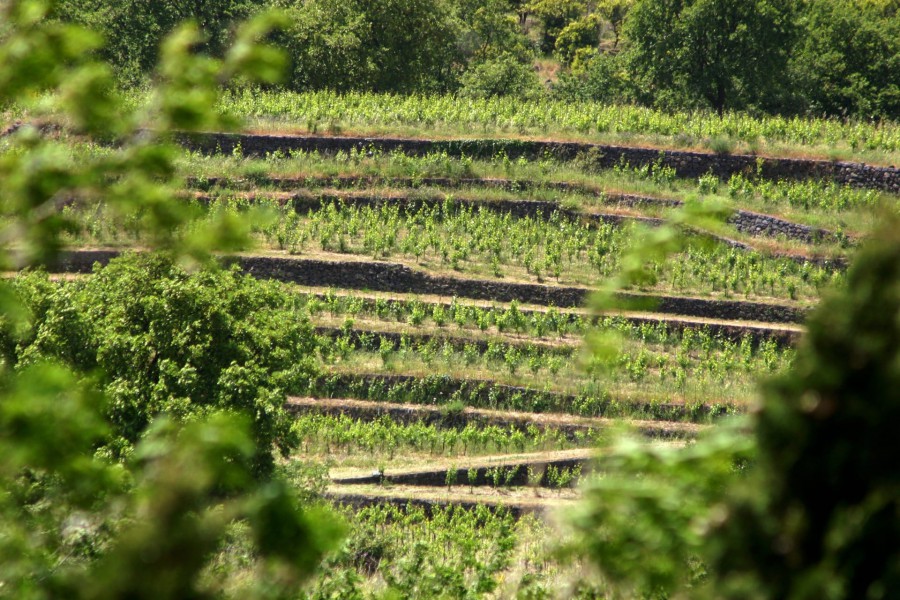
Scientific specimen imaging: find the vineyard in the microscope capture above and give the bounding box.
[8,88,896,593]
[209,89,900,163]
[3,0,900,594]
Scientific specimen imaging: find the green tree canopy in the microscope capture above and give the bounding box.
[51,0,268,84]
[6,255,318,474]
[790,0,900,119]
[624,0,797,114]
[525,0,586,53]
[271,0,462,93]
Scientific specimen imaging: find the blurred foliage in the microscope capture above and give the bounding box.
[572,220,900,598]
[0,1,340,597]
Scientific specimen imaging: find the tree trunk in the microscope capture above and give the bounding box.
[715,80,726,117]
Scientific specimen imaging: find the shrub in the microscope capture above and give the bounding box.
[459,53,543,100]
[8,254,319,473]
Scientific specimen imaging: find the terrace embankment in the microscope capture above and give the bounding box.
[50,250,811,324]
[194,175,843,245]
[285,397,703,440]
[175,132,900,193]
[50,250,810,324]
[298,289,803,346]
[311,319,796,365]
[305,372,728,422]
[312,325,575,355]
[331,449,593,487]
[194,189,847,267]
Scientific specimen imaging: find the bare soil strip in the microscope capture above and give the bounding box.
[174,132,900,193]
[285,396,704,440]
[50,250,810,324]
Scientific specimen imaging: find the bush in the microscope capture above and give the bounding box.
[570,221,900,598]
[459,53,543,100]
[552,51,630,104]
[553,13,601,66]
[8,254,319,473]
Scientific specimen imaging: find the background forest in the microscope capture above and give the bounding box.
[50,0,900,119]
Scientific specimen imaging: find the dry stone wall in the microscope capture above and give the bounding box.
[192,173,843,244]
[306,372,715,422]
[51,250,809,324]
[176,132,900,193]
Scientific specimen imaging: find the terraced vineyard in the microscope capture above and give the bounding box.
[26,124,900,595]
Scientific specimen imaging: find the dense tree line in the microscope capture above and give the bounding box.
[559,0,900,119]
[49,0,900,119]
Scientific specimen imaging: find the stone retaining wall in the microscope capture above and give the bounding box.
[333,458,589,488]
[307,372,716,422]
[50,250,810,324]
[728,210,834,244]
[176,132,900,193]
[193,174,842,246]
